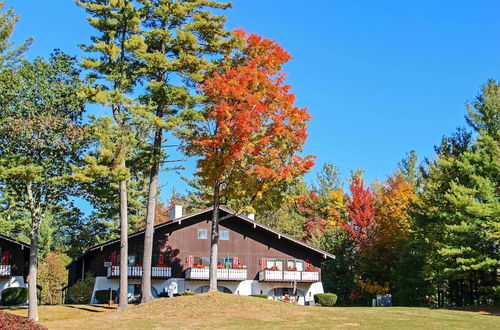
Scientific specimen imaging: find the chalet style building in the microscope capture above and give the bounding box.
[0,234,30,297]
[68,206,335,305]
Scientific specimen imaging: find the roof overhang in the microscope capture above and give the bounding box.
[69,206,336,266]
[0,234,30,249]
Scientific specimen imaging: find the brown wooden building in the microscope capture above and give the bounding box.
[0,234,30,299]
[68,206,335,305]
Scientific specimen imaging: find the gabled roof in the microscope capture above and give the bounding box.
[70,206,335,266]
[0,233,30,249]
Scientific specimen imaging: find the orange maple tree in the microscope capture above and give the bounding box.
[374,174,417,246]
[181,30,315,291]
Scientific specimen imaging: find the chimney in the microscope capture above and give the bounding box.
[248,213,255,220]
[170,205,183,220]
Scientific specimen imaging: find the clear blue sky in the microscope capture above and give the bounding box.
[9,0,500,205]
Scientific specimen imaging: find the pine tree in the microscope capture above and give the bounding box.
[135,0,231,303]
[76,0,146,310]
[418,79,500,306]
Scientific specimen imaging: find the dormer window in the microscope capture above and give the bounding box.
[220,230,229,240]
[198,229,207,239]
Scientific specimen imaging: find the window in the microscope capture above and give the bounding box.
[198,229,207,239]
[266,258,284,271]
[153,253,168,266]
[194,256,210,267]
[220,230,229,240]
[217,257,233,268]
[287,259,304,271]
[128,255,137,266]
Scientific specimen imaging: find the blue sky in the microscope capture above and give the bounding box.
[9,0,500,204]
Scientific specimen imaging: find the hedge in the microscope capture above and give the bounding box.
[249,294,268,299]
[94,290,117,304]
[0,310,47,330]
[1,287,28,306]
[314,293,338,307]
[179,290,196,296]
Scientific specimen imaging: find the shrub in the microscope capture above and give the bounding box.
[1,287,28,306]
[94,289,117,304]
[250,294,268,299]
[179,290,195,296]
[0,310,47,330]
[38,252,71,305]
[314,293,338,307]
[67,272,95,304]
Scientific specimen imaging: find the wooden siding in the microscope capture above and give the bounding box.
[0,236,29,277]
[68,209,327,286]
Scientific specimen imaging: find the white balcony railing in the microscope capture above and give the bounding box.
[259,270,320,282]
[185,267,247,281]
[107,266,171,279]
[0,264,11,277]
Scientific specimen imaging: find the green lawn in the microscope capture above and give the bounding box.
[2,293,499,329]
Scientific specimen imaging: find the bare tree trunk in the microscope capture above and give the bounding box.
[26,182,39,321]
[140,125,163,304]
[117,178,129,310]
[209,185,220,292]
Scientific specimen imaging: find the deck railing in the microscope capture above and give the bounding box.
[107,266,172,279]
[0,264,11,277]
[259,269,320,282]
[185,267,247,281]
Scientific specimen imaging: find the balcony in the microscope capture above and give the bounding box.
[0,264,11,277]
[259,269,320,282]
[107,266,172,279]
[185,267,247,281]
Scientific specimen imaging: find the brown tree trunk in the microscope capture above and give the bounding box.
[26,182,39,321]
[117,177,129,310]
[140,125,163,304]
[209,185,220,292]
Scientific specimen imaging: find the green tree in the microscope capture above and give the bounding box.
[136,0,231,303]
[397,150,421,190]
[418,80,500,306]
[0,52,86,321]
[76,0,146,310]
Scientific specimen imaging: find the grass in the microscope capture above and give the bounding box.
[1,293,499,329]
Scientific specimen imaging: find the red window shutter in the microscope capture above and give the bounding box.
[111,252,117,265]
[260,257,267,271]
[159,254,165,265]
[233,257,239,267]
[188,255,194,267]
[1,251,9,264]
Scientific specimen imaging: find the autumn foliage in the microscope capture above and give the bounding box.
[184,30,315,201]
[374,174,417,245]
[340,176,376,248]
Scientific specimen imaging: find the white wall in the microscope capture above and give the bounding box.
[0,276,26,291]
[91,276,324,306]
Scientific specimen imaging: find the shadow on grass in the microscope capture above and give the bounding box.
[0,306,27,311]
[65,305,115,313]
[447,305,500,316]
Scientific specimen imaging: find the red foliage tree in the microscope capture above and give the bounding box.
[341,174,376,248]
[182,30,315,291]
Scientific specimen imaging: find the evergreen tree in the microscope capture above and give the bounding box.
[76,0,146,310]
[136,0,231,303]
[418,80,500,306]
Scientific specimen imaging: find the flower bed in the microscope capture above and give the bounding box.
[0,310,47,330]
